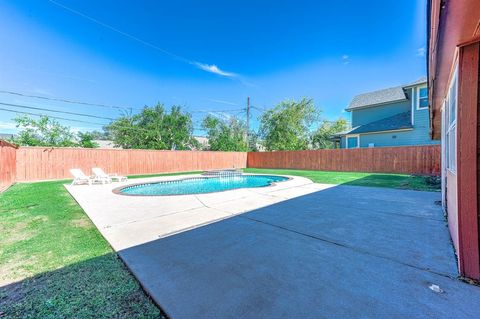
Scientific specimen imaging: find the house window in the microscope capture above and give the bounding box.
[346,135,359,148]
[445,68,458,173]
[417,86,429,110]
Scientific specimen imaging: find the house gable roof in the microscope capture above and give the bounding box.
[346,86,407,110]
[346,77,427,111]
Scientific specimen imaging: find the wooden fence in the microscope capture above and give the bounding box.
[0,140,17,191]
[1,144,441,184]
[247,145,441,175]
[15,147,247,182]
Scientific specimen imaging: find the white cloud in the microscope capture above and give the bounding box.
[341,54,350,65]
[47,1,245,82]
[417,46,426,57]
[207,98,238,106]
[193,62,237,78]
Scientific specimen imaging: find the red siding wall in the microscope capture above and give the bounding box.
[446,170,459,254]
[455,41,480,279]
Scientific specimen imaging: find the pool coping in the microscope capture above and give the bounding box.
[111,174,293,196]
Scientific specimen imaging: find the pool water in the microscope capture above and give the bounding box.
[119,175,288,196]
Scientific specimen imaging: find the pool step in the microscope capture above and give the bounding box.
[202,169,243,177]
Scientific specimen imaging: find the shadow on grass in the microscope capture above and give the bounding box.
[243,168,441,192]
[0,253,165,319]
[340,174,441,191]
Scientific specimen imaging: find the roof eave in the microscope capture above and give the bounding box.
[402,81,428,89]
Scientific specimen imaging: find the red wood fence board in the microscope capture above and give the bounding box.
[14,147,247,182]
[247,145,441,175]
[0,140,17,191]
[3,145,441,183]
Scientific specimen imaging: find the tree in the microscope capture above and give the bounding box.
[311,118,349,149]
[11,115,100,148]
[201,115,249,151]
[89,130,110,140]
[247,131,260,152]
[259,98,319,151]
[11,115,78,147]
[78,132,100,148]
[106,103,198,150]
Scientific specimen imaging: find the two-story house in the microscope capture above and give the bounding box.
[335,78,440,148]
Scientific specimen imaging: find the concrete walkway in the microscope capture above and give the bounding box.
[66,174,480,318]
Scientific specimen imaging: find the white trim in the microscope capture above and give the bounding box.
[345,134,360,149]
[416,85,429,110]
[445,65,458,174]
[411,87,415,125]
[441,99,446,208]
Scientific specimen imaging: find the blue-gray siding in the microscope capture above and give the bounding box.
[351,100,411,127]
[341,86,439,148]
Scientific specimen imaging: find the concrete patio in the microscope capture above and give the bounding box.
[66,174,480,318]
[65,174,322,250]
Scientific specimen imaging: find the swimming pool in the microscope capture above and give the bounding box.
[117,175,289,196]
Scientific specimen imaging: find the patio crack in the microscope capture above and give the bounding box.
[194,195,211,209]
[240,215,457,280]
[193,195,233,215]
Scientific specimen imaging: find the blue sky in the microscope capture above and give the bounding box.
[0,0,427,135]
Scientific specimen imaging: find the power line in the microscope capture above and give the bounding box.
[0,107,207,132]
[0,88,258,121]
[189,108,245,114]
[0,107,107,126]
[0,89,136,111]
[0,102,115,121]
[251,105,268,112]
[0,89,249,115]
[0,91,242,131]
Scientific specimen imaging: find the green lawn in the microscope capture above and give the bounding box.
[243,168,440,191]
[0,177,171,318]
[0,168,439,317]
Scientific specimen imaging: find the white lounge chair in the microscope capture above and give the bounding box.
[92,167,127,182]
[69,168,99,185]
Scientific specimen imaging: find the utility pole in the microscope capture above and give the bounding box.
[246,96,250,144]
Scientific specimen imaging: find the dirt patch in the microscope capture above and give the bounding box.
[71,218,93,228]
[0,255,36,286]
[0,221,37,246]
